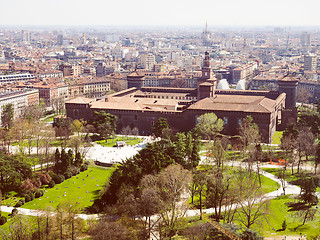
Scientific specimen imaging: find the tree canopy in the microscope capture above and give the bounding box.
[152,117,169,138]
[194,113,224,140]
[92,111,117,139]
[1,104,14,130]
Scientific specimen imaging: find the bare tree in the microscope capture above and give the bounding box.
[236,177,269,229]
[296,128,315,173]
[141,164,192,239]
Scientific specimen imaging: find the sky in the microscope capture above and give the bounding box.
[0,0,319,27]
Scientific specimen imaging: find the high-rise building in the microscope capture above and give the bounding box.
[57,34,63,45]
[304,54,317,71]
[301,32,311,46]
[22,30,31,42]
[139,53,155,70]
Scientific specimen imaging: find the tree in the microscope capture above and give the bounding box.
[152,117,169,138]
[280,134,296,172]
[194,113,223,140]
[236,175,268,229]
[92,111,117,139]
[296,128,315,173]
[1,103,14,130]
[142,164,192,239]
[54,117,73,149]
[206,139,226,169]
[239,115,260,158]
[89,217,138,240]
[193,170,207,220]
[206,168,232,222]
[315,142,320,175]
[0,152,32,191]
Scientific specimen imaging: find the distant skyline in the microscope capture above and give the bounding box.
[1,0,320,28]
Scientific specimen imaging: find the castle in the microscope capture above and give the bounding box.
[66,52,297,143]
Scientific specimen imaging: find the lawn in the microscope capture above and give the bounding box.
[262,195,320,238]
[22,166,114,211]
[95,136,142,147]
[262,167,317,187]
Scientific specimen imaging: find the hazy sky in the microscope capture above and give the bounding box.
[1,0,319,27]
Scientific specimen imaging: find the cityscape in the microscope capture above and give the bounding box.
[1,1,320,239]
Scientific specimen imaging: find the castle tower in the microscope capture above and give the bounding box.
[201,51,212,80]
[197,52,217,99]
[127,70,145,90]
[278,74,298,109]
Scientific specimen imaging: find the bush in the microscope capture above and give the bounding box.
[38,172,52,185]
[84,161,90,166]
[52,174,65,184]
[0,216,7,225]
[71,167,80,176]
[14,199,25,208]
[11,208,18,217]
[80,164,88,172]
[35,190,44,198]
[48,180,55,188]
[25,193,34,202]
[64,172,72,179]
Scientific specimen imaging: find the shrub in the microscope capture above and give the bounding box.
[0,216,7,225]
[64,172,72,179]
[14,199,25,208]
[48,180,55,188]
[11,208,18,217]
[71,167,80,176]
[38,172,52,185]
[35,190,44,198]
[25,193,34,202]
[20,179,37,194]
[52,174,65,184]
[80,164,88,172]
[84,161,90,166]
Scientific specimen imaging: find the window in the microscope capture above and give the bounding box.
[223,117,228,126]
[73,109,79,117]
[238,118,242,125]
[134,115,137,120]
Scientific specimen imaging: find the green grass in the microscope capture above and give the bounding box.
[262,195,320,237]
[22,166,114,211]
[272,131,283,145]
[95,136,142,147]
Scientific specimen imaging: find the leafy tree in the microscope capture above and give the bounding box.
[300,178,318,206]
[94,138,193,210]
[194,113,223,140]
[92,111,117,139]
[152,117,169,138]
[0,152,32,191]
[1,103,14,130]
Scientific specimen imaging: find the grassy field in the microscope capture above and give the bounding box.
[22,166,114,211]
[95,136,142,147]
[262,195,320,238]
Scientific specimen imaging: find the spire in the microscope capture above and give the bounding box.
[205,21,208,33]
